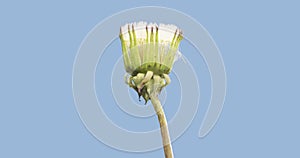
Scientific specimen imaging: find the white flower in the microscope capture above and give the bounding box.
[119,21,183,75]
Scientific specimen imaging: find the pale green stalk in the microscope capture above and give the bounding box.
[150,94,173,158]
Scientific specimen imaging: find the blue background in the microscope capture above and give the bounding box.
[1,0,299,157]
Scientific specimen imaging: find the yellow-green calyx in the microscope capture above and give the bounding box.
[120,22,183,103]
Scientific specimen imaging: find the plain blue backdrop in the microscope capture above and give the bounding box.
[1,0,299,157]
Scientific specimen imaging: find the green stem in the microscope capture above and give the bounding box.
[150,94,173,158]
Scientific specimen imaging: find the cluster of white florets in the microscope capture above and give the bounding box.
[120,22,182,46]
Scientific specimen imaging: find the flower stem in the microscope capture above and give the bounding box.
[150,94,173,158]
